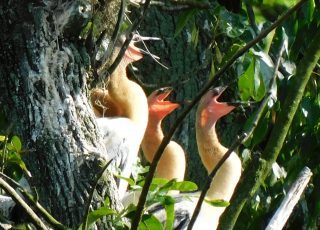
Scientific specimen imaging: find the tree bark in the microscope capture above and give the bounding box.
[0,0,122,227]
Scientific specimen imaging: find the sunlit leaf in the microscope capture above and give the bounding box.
[0,135,6,142]
[191,23,199,48]
[171,181,198,192]
[11,135,22,152]
[139,214,163,230]
[158,179,177,194]
[161,196,175,230]
[204,199,230,207]
[77,207,117,230]
[254,73,266,102]
[115,174,135,186]
[238,57,255,101]
[252,50,274,88]
[7,153,30,175]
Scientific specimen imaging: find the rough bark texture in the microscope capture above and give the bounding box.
[0,0,121,227]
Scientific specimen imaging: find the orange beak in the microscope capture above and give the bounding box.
[148,87,180,119]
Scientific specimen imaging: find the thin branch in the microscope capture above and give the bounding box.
[0,177,48,230]
[187,133,247,230]
[0,173,69,230]
[94,0,126,70]
[82,159,113,230]
[266,166,312,230]
[130,0,307,229]
[243,37,286,142]
[245,3,259,36]
[151,0,210,11]
[98,0,152,83]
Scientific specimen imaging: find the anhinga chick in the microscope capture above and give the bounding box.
[141,87,186,181]
[94,39,148,199]
[196,86,242,213]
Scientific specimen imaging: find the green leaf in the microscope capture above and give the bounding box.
[252,50,274,87]
[174,9,196,37]
[253,72,266,102]
[158,179,177,194]
[204,199,230,207]
[171,181,198,192]
[7,153,31,177]
[104,197,110,207]
[149,178,170,191]
[115,174,135,186]
[0,135,6,142]
[191,23,199,49]
[221,44,242,67]
[11,135,22,152]
[252,111,271,146]
[78,207,117,230]
[139,214,163,230]
[161,196,175,230]
[238,57,255,101]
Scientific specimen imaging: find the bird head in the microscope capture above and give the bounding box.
[124,40,144,64]
[148,87,180,121]
[198,86,236,127]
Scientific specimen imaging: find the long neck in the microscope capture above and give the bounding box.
[196,113,227,171]
[108,60,148,132]
[141,115,164,162]
[196,110,242,202]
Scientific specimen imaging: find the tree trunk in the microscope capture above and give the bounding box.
[0,0,122,227]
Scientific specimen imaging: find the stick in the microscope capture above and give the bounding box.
[266,166,312,230]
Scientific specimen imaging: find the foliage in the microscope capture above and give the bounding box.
[78,161,200,229]
[0,134,30,182]
[170,0,320,228]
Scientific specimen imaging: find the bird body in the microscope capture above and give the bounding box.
[93,40,148,199]
[141,87,186,181]
[96,117,141,198]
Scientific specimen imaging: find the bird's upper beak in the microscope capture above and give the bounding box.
[126,42,144,62]
[156,87,174,101]
[155,87,180,110]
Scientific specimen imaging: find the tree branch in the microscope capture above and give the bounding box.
[243,35,286,142]
[0,177,48,230]
[0,173,69,230]
[130,0,308,229]
[266,167,312,230]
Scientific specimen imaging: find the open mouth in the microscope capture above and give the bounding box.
[210,86,250,107]
[155,87,174,102]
